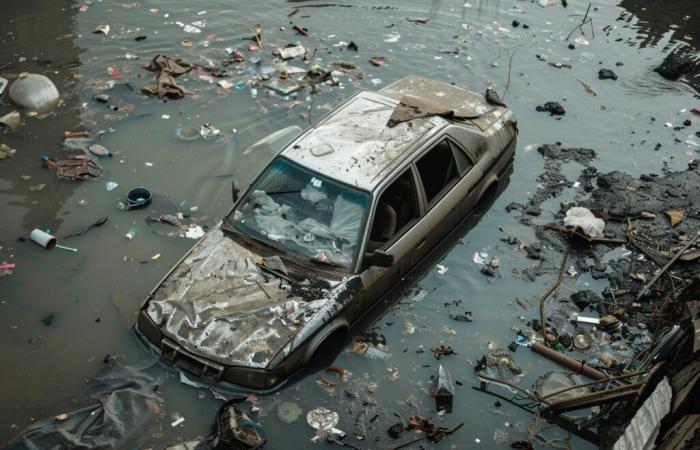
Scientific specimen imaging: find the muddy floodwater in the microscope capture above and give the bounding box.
[1,0,698,448]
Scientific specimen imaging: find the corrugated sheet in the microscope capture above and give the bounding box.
[613,377,672,450]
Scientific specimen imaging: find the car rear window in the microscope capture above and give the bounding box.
[416,139,460,203]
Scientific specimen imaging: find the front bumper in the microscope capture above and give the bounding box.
[135,308,289,393]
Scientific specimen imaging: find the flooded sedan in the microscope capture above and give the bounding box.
[136,76,517,390]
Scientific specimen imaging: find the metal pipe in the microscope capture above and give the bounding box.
[530,342,607,380]
[542,381,644,414]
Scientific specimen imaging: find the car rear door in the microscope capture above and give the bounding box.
[413,136,483,252]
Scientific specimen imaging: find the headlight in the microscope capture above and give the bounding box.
[224,366,283,389]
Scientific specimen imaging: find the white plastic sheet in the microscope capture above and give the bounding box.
[564,207,605,238]
[329,195,363,243]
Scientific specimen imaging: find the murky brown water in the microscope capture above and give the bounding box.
[1,0,698,448]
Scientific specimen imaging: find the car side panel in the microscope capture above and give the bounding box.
[418,163,484,253]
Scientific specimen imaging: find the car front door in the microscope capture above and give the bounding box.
[353,167,425,320]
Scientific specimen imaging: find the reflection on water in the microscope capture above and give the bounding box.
[618,0,699,90]
[618,0,698,49]
[1,0,699,447]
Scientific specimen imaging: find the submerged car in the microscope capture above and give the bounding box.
[136,75,517,390]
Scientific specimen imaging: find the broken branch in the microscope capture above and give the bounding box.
[635,232,700,301]
[565,3,594,41]
[539,246,570,345]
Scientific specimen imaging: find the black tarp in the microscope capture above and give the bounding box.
[6,360,163,450]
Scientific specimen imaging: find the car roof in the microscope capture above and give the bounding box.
[281,90,446,191]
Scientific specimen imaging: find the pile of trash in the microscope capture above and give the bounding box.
[487,143,700,447]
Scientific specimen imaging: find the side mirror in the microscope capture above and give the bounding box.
[232,180,241,203]
[364,250,394,268]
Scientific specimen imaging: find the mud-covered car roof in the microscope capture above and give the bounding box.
[282,75,507,191]
[281,91,445,191]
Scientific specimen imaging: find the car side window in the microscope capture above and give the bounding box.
[415,139,460,203]
[453,145,475,175]
[366,169,419,251]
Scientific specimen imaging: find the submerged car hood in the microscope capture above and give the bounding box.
[146,227,349,368]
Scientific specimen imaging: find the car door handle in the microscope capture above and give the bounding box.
[416,239,426,250]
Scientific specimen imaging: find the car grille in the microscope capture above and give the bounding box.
[161,338,224,382]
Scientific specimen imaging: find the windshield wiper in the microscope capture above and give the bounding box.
[222,218,287,254]
[257,261,293,283]
[223,216,344,273]
[264,189,301,197]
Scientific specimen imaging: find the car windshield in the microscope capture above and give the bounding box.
[228,157,370,271]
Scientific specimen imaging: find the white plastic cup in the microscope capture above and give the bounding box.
[125,227,137,240]
[30,229,57,249]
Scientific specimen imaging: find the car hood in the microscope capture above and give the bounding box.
[146,227,352,368]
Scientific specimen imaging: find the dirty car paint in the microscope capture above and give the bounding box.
[147,228,346,368]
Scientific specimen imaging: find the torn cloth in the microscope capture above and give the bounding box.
[142,55,192,99]
[141,72,189,99]
[144,55,192,77]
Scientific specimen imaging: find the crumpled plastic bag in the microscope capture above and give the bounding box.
[249,190,291,217]
[255,213,297,241]
[564,207,605,238]
[8,73,60,113]
[62,137,101,160]
[297,218,333,239]
[301,183,328,204]
[330,195,363,243]
[5,360,163,450]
